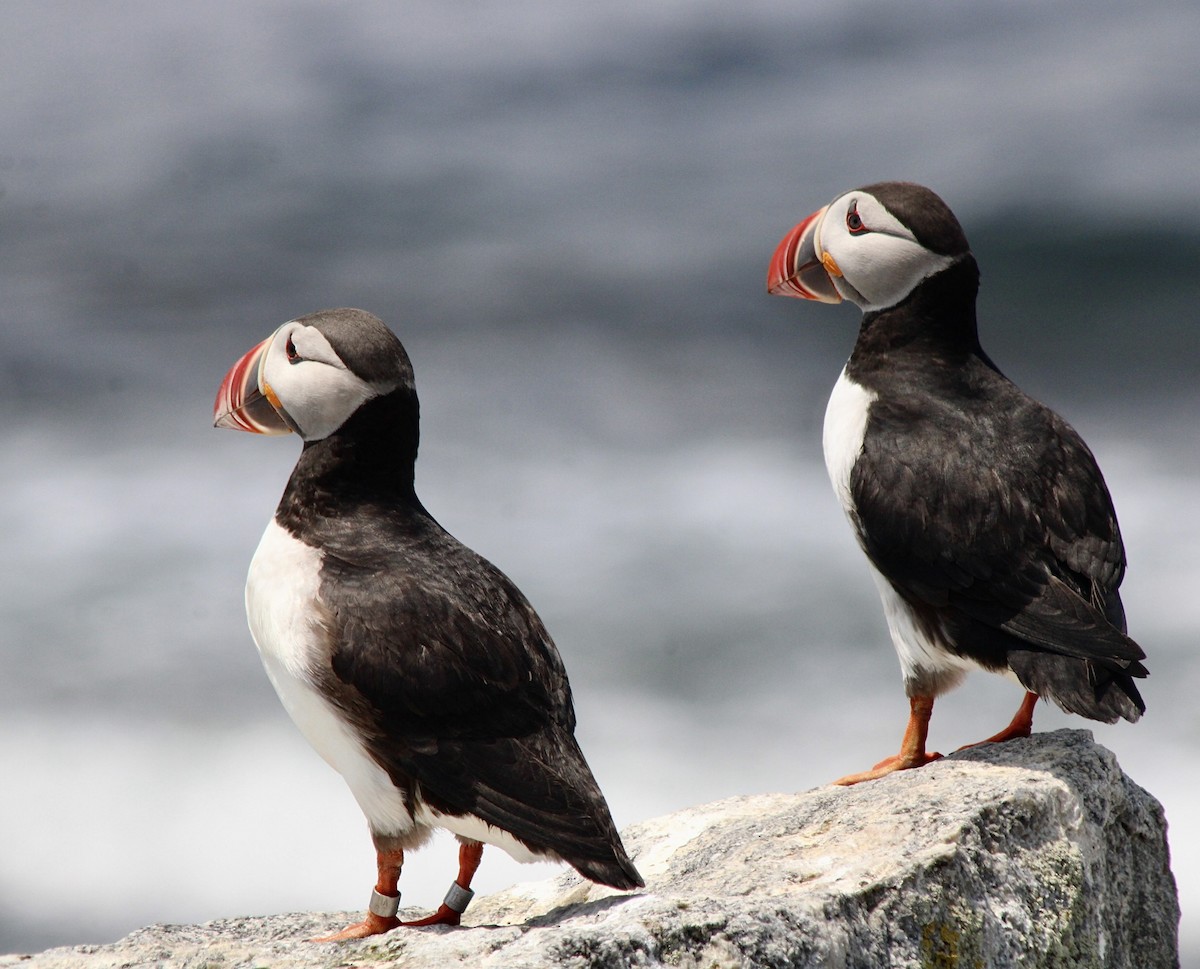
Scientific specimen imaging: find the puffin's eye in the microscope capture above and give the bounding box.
[846,202,867,235]
[285,336,300,363]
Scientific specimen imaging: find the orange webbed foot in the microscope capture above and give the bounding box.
[955,692,1039,752]
[832,749,943,786]
[831,694,940,786]
[401,903,462,927]
[310,910,400,942]
[309,841,481,941]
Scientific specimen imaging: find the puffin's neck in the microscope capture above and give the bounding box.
[847,256,988,377]
[277,388,423,525]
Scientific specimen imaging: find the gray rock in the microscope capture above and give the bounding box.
[4,729,1178,969]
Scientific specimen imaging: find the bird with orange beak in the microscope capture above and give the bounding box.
[214,308,642,938]
[767,182,1146,785]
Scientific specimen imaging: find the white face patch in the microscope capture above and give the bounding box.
[817,191,956,312]
[259,321,381,441]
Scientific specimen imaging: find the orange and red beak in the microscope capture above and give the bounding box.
[766,206,843,303]
[213,336,294,435]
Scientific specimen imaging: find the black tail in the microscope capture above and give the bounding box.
[571,844,644,890]
[1009,649,1146,724]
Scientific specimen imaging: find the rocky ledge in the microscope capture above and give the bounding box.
[3,730,1179,969]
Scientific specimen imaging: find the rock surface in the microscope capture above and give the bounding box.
[4,730,1178,969]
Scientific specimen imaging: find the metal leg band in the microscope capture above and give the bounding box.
[369,889,401,918]
[442,881,475,914]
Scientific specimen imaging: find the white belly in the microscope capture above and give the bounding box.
[822,368,976,695]
[868,564,974,694]
[245,519,416,838]
[244,519,554,860]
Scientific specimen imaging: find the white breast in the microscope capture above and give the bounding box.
[245,519,416,838]
[822,367,977,695]
[822,366,875,518]
[244,520,553,860]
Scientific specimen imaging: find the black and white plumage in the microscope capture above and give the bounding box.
[767,182,1146,784]
[214,308,641,938]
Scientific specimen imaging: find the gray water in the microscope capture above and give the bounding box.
[2,0,1199,957]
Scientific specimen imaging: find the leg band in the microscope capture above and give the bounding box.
[442,881,475,914]
[368,889,401,918]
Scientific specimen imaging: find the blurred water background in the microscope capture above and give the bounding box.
[2,0,1198,959]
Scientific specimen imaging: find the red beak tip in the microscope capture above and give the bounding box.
[766,206,842,304]
[212,336,292,435]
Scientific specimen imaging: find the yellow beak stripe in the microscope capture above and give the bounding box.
[263,380,284,412]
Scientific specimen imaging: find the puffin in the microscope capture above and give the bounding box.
[766,182,1146,785]
[213,308,642,940]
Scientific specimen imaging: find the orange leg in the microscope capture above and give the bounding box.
[832,695,942,786]
[402,839,485,927]
[957,691,1038,750]
[311,846,405,942]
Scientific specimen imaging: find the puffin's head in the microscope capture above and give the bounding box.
[213,308,414,442]
[767,182,971,313]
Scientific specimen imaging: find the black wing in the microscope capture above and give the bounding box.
[851,365,1145,717]
[313,518,641,888]
[320,529,573,739]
